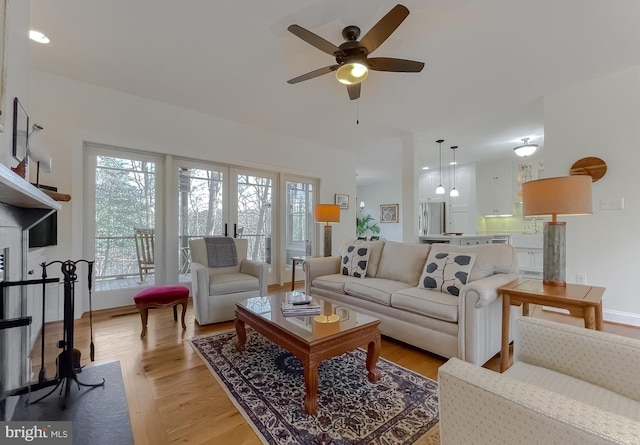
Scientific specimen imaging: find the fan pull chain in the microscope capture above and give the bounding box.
[356,101,359,125]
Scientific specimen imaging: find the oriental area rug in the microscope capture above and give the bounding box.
[190,330,440,445]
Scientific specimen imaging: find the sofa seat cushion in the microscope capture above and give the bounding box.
[312,273,349,294]
[391,287,459,322]
[344,278,413,306]
[209,272,259,295]
[505,361,640,422]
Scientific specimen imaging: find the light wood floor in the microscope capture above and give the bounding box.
[30,282,640,445]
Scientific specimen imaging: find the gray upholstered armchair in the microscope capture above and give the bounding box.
[189,237,268,325]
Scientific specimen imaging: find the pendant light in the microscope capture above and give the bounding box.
[435,139,445,195]
[449,146,459,197]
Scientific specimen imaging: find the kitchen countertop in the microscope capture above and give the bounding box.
[420,234,493,240]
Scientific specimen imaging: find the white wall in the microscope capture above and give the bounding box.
[544,66,640,325]
[357,180,403,241]
[28,70,357,310]
[0,0,30,167]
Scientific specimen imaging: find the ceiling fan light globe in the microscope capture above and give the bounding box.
[336,63,368,85]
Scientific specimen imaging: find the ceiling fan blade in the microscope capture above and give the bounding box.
[359,4,410,54]
[367,57,425,72]
[287,24,340,56]
[287,65,339,84]
[347,83,361,100]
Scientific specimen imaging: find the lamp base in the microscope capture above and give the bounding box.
[543,221,566,287]
[323,225,332,257]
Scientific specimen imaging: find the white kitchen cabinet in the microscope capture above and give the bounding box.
[420,235,492,245]
[477,160,513,216]
[419,169,447,201]
[516,248,543,277]
[510,235,544,278]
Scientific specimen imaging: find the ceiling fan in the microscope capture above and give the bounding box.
[286,4,425,100]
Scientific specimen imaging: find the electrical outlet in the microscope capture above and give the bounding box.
[576,273,587,284]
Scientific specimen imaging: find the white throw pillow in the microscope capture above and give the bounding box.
[341,245,370,278]
[418,251,476,296]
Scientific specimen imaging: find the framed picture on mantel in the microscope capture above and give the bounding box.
[380,204,399,223]
[12,97,28,163]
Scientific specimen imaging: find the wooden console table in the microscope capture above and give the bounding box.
[498,278,605,372]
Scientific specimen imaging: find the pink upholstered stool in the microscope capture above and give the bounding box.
[134,285,189,338]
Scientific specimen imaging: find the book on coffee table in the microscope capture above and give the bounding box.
[281,300,321,316]
[284,291,311,304]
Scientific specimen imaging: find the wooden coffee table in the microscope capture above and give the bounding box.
[235,295,381,416]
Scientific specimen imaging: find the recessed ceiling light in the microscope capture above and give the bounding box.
[29,30,50,44]
[422,166,430,170]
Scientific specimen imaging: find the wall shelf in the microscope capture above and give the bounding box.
[0,163,60,210]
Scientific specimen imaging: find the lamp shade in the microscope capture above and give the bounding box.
[314,204,340,224]
[522,176,592,218]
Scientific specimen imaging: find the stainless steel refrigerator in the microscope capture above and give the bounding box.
[419,201,446,235]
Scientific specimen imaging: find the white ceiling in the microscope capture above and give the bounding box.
[30,1,640,185]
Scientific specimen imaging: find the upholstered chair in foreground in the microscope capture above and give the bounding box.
[189,237,268,325]
[438,317,640,444]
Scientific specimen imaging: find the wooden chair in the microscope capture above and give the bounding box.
[134,228,155,282]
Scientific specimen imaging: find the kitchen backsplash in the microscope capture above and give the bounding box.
[476,202,543,234]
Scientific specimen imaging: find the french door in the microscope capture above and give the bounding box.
[177,162,277,284]
[230,168,276,283]
[84,145,164,307]
[280,176,316,285]
[84,145,314,309]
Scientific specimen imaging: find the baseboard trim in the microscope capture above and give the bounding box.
[543,306,640,327]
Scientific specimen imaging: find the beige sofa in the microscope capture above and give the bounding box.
[303,240,520,365]
[438,317,640,444]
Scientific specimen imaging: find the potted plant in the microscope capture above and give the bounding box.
[356,214,381,238]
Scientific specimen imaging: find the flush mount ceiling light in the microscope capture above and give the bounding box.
[335,62,369,85]
[435,139,445,195]
[513,137,538,157]
[29,30,50,44]
[450,146,459,197]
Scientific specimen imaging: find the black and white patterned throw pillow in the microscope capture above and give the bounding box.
[342,245,370,278]
[418,251,476,296]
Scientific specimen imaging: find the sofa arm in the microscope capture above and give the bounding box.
[190,261,210,323]
[240,259,269,295]
[438,357,640,445]
[461,273,519,308]
[303,256,341,295]
[514,317,640,402]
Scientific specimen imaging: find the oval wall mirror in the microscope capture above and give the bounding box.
[569,157,607,182]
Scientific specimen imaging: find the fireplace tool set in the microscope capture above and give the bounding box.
[1,259,103,409]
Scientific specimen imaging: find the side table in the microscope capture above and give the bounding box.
[498,277,605,372]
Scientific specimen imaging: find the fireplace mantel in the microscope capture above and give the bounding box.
[0,163,60,211]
